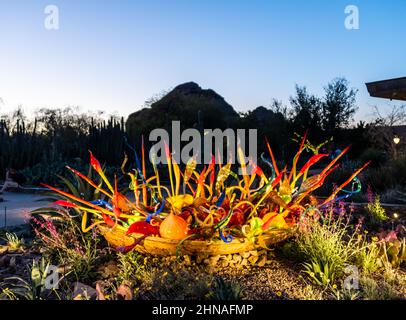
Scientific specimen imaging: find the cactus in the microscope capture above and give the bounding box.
[380,238,406,268]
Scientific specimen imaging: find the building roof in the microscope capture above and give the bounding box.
[366,77,406,101]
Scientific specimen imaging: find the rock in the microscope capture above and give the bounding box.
[9,255,22,268]
[73,282,97,300]
[97,261,119,279]
[0,255,11,267]
[233,254,242,264]
[248,255,259,266]
[258,250,267,257]
[116,282,133,300]
[95,283,106,300]
[57,264,72,275]
[196,254,207,264]
[210,255,220,265]
[257,256,267,267]
[221,260,229,268]
[0,246,9,255]
[241,252,250,259]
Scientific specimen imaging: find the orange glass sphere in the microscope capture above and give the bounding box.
[159,212,189,240]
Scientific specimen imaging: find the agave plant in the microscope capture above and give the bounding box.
[31,165,105,224]
[3,257,61,300]
[3,232,25,251]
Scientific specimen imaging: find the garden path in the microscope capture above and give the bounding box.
[0,192,49,228]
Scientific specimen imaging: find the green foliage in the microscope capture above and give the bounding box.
[380,238,406,268]
[21,159,84,186]
[66,235,100,281]
[295,214,362,284]
[117,251,147,283]
[329,285,360,300]
[355,241,384,275]
[322,77,358,134]
[363,155,406,193]
[3,232,25,251]
[289,85,323,133]
[366,195,388,225]
[303,260,336,287]
[208,278,243,300]
[57,165,102,202]
[0,287,18,300]
[278,240,302,260]
[30,209,100,281]
[360,275,400,300]
[0,107,125,181]
[358,148,387,168]
[292,208,396,290]
[1,257,56,300]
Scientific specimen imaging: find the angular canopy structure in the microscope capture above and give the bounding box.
[366,77,406,101]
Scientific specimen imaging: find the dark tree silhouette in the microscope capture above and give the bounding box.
[322,77,358,135]
[289,85,323,133]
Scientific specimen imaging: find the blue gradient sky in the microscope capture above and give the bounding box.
[1,0,405,121]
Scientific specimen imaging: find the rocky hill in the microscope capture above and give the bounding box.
[126,82,240,138]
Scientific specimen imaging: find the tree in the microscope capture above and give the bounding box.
[322,78,358,134]
[289,85,323,132]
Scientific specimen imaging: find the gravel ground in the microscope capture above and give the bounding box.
[215,259,321,300]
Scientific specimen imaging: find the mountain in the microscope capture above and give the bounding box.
[126,82,240,138]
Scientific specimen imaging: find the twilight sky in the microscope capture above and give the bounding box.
[0,0,405,121]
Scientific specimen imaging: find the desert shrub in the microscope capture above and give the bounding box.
[360,275,400,300]
[20,159,86,186]
[329,285,360,300]
[277,240,302,260]
[366,188,388,226]
[379,188,406,204]
[358,148,388,168]
[21,160,123,186]
[31,212,100,282]
[300,284,324,300]
[354,240,383,275]
[2,232,25,251]
[117,251,147,283]
[379,237,406,268]
[302,260,337,287]
[362,154,406,193]
[295,212,363,286]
